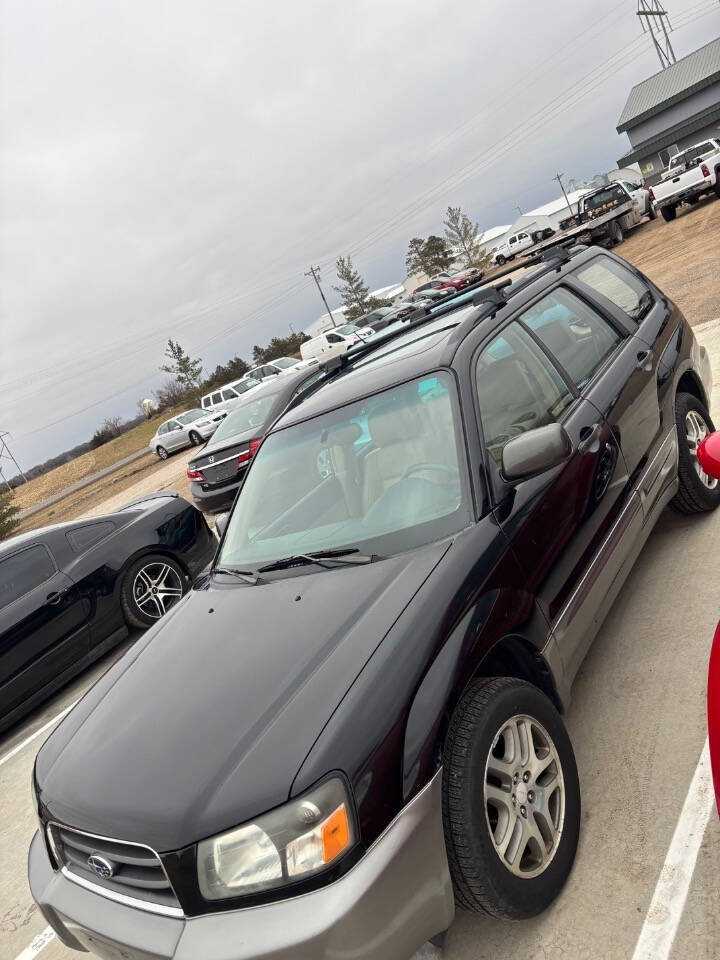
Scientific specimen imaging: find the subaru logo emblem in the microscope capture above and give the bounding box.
[87,854,115,880]
[208,455,215,463]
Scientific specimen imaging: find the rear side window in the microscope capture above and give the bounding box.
[476,322,573,463]
[66,521,115,552]
[0,545,56,610]
[202,397,211,408]
[221,389,237,401]
[575,256,653,323]
[522,288,623,390]
[212,392,222,404]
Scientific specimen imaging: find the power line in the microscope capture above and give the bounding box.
[0,432,27,491]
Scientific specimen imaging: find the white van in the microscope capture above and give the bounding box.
[200,377,262,415]
[300,323,374,362]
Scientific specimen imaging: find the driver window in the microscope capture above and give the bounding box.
[476,323,573,463]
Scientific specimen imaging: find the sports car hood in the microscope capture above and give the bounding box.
[35,541,450,852]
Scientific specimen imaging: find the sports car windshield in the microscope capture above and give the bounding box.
[218,372,471,569]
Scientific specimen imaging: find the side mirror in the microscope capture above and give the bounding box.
[214,512,229,537]
[502,423,572,481]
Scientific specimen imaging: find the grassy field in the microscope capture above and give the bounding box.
[10,402,187,513]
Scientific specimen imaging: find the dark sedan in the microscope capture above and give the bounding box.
[186,367,323,513]
[0,492,215,733]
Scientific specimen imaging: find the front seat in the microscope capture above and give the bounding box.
[362,400,428,511]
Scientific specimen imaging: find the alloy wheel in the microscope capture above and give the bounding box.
[484,714,565,879]
[132,561,184,619]
[685,410,718,489]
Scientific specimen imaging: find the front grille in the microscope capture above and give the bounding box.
[47,822,182,916]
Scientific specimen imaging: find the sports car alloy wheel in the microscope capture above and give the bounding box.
[132,561,184,619]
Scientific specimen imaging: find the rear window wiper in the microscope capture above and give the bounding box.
[213,566,265,585]
[258,548,382,573]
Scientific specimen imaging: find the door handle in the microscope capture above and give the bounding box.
[578,422,602,452]
[636,349,652,371]
[44,589,67,606]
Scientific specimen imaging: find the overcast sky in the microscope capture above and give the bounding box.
[1,0,718,471]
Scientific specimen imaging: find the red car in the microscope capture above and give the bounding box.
[698,432,720,812]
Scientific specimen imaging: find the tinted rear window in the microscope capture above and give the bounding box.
[575,256,653,324]
[66,521,115,552]
[0,545,55,609]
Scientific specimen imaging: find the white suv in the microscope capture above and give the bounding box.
[201,378,262,415]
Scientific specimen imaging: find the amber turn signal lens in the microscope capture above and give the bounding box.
[322,804,350,863]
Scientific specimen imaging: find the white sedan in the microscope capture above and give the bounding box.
[149,408,225,460]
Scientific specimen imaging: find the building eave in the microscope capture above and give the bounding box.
[616,101,720,166]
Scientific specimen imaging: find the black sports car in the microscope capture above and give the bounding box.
[0,492,216,733]
[186,367,324,513]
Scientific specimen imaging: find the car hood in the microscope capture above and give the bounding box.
[35,541,450,852]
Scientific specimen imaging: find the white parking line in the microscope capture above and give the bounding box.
[0,700,78,769]
[631,737,715,960]
[14,927,55,960]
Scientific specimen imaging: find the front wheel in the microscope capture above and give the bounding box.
[156,445,168,460]
[647,202,657,221]
[442,677,580,919]
[671,392,720,513]
[496,255,506,266]
[120,554,187,629]
[189,430,203,446]
[661,205,676,222]
[609,220,624,245]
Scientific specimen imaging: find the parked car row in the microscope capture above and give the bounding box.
[29,244,719,960]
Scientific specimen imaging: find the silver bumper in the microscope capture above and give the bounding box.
[29,771,454,960]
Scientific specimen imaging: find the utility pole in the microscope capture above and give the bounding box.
[637,0,676,70]
[305,265,338,328]
[515,204,524,216]
[553,173,576,219]
[0,431,27,493]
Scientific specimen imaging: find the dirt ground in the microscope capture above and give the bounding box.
[12,196,720,534]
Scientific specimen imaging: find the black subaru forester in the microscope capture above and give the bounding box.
[30,244,717,959]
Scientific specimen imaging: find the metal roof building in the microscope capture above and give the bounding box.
[616,37,720,182]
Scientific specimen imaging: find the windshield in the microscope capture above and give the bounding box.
[210,395,277,442]
[584,185,626,211]
[176,409,206,424]
[273,357,297,369]
[218,372,470,569]
[230,377,261,393]
[336,323,362,335]
[669,142,714,168]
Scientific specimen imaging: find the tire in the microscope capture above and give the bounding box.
[661,205,676,222]
[610,220,624,245]
[715,172,720,199]
[156,445,168,460]
[496,255,506,266]
[442,677,580,920]
[189,430,202,446]
[647,202,657,221]
[670,392,720,514]
[120,554,187,629]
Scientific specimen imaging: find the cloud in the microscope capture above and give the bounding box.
[1,0,716,468]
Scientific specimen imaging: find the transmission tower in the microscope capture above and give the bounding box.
[637,1,677,70]
[0,431,27,493]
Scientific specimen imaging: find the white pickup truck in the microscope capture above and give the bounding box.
[650,138,720,222]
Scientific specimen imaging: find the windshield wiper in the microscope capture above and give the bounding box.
[213,566,265,585]
[258,548,381,573]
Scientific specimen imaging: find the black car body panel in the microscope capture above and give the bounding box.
[0,495,215,733]
[35,542,449,851]
[32,247,712,927]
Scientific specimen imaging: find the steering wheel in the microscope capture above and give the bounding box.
[401,463,459,482]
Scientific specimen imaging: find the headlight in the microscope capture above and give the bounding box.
[197,776,354,900]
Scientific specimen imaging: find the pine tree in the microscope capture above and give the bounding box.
[405,235,454,277]
[332,256,373,321]
[159,339,203,392]
[0,490,20,542]
[444,205,483,268]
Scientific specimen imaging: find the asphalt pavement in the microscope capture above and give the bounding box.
[2,319,720,960]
